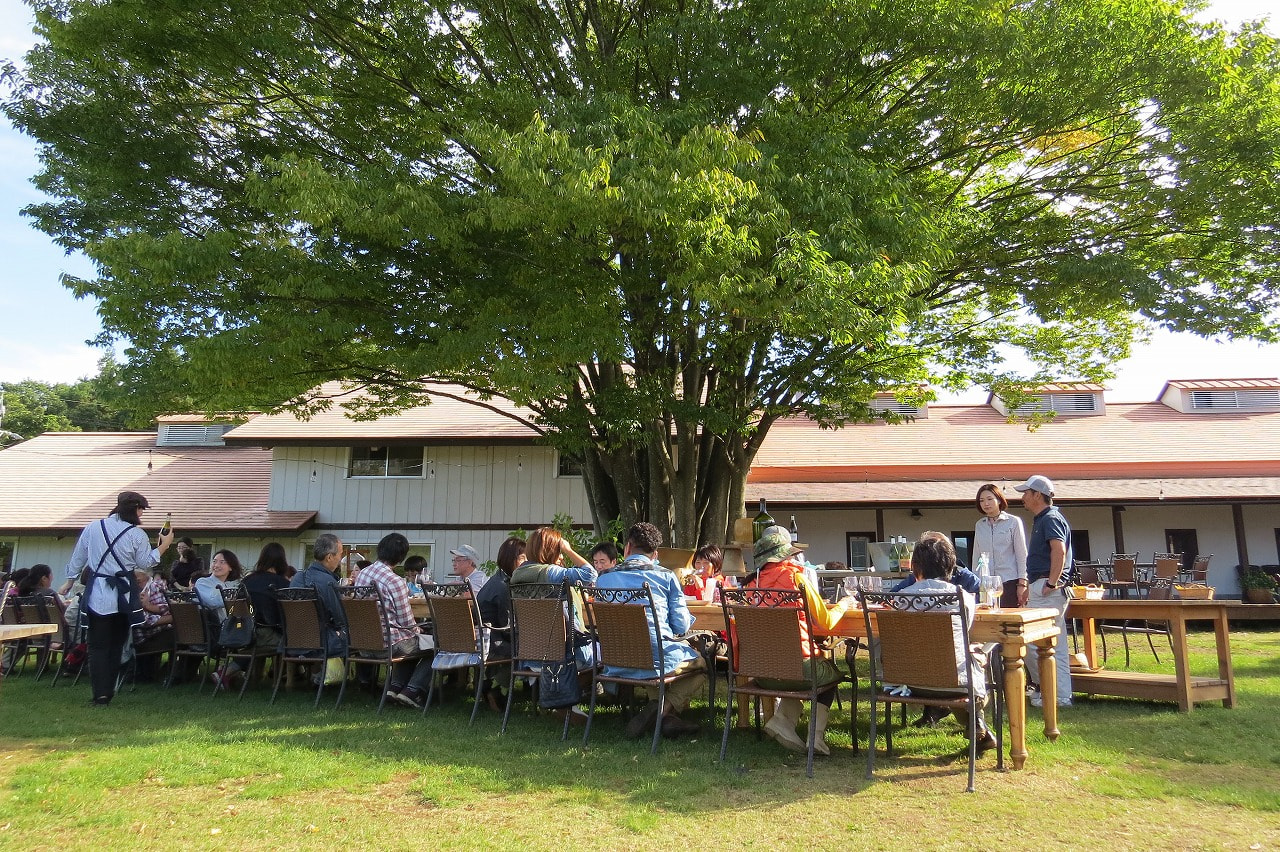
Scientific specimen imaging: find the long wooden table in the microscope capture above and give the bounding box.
[1067,599,1236,711]
[0,623,59,695]
[686,601,1062,770]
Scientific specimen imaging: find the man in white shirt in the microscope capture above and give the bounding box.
[449,545,487,596]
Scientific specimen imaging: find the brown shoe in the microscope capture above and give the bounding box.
[660,712,700,739]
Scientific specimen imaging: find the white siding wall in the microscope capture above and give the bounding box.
[266,445,592,583]
[786,503,1279,596]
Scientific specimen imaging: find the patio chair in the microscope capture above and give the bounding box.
[502,581,575,739]
[718,587,853,778]
[272,587,341,708]
[15,596,64,680]
[163,590,214,690]
[423,585,511,723]
[581,583,710,756]
[1185,554,1212,584]
[340,585,432,714]
[1141,554,1182,595]
[1105,553,1139,598]
[216,585,281,700]
[859,590,999,793]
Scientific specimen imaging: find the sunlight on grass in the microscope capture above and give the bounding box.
[0,627,1277,849]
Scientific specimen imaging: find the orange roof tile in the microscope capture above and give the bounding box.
[0,433,315,535]
[224,383,539,445]
[750,403,1280,481]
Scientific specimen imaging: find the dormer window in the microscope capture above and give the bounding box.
[1160,379,1280,413]
[870,392,928,418]
[989,384,1105,417]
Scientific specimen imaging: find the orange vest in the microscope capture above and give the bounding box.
[746,559,817,659]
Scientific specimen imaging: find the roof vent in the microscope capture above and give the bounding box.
[1189,389,1280,411]
[157,423,232,447]
[870,398,927,418]
[996,391,1103,417]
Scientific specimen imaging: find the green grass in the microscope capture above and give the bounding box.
[2,628,1279,850]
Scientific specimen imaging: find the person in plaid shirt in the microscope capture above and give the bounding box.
[357,533,433,709]
[132,570,172,682]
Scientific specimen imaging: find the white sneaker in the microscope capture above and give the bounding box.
[1029,694,1072,708]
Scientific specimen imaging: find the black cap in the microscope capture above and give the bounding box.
[115,491,151,511]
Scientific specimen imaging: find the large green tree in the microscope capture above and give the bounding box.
[5,0,1279,544]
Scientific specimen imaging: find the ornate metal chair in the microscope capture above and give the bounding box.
[718,587,852,778]
[339,584,432,714]
[503,581,575,739]
[424,584,511,723]
[581,583,708,755]
[859,590,999,793]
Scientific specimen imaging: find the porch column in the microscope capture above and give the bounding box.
[1232,503,1249,568]
[1111,505,1125,554]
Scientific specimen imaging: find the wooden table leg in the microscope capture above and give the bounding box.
[1079,614,1098,667]
[1214,611,1237,709]
[1038,638,1060,742]
[735,676,754,728]
[1170,614,1193,712]
[1001,643,1029,770]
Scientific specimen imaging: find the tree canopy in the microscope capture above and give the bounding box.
[5,0,1279,543]
[0,367,133,444]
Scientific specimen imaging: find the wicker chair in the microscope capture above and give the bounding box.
[272,587,340,708]
[581,583,709,756]
[339,585,432,714]
[718,587,853,778]
[502,581,575,739]
[215,585,281,701]
[859,590,998,793]
[1105,554,1139,598]
[163,590,214,690]
[424,585,511,723]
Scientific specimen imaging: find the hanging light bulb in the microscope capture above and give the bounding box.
[147,449,153,473]
[311,458,318,483]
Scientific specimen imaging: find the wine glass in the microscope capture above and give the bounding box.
[984,575,1003,611]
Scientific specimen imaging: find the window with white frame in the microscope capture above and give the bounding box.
[348,446,424,477]
[557,452,584,477]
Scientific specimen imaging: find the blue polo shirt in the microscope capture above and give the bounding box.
[1026,505,1072,581]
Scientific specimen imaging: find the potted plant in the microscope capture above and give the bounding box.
[1239,565,1278,604]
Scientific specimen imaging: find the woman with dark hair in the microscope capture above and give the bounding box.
[17,564,57,599]
[195,549,243,624]
[974,483,1029,608]
[683,545,724,601]
[65,490,173,706]
[240,542,290,645]
[474,537,526,711]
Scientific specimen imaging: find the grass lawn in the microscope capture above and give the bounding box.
[1,627,1278,851]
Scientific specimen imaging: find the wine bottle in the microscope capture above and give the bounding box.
[752,498,774,542]
[789,515,799,543]
[159,512,172,537]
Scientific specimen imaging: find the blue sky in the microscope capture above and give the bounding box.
[1,0,1276,401]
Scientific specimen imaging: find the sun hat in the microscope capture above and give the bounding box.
[752,524,804,570]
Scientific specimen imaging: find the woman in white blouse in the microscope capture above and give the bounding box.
[974,483,1028,607]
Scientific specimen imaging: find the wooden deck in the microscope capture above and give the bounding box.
[1223,603,1280,622]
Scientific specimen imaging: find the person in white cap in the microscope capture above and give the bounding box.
[1012,474,1073,708]
[449,545,487,596]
